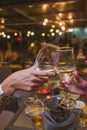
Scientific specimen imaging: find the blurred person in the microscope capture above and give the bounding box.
[0,65,55,112]
[61,70,87,98]
[71,35,79,59]
[82,39,87,59]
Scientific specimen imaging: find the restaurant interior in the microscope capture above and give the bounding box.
[0,0,87,77]
[0,0,87,130]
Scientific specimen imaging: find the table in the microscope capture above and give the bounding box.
[5,91,55,130]
[5,105,34,130]
[4,90,86,130]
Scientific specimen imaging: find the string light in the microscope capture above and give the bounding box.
[59,32,62,35]
[52,25,55,28]
[59,22,63,26]
[27,33,30,37]
[31,32,34,36]
[30,43,35,47]
[44,18,48,23]
[61,26,65,31]
[56,29,59,33]
[1,18,5,24]
[7,35,11,39]
[41,33,45,36]
[3,34,6,38]
[42,4,48,10]
[14,33,18,36]
[43,22,46,26]
[68,28,73,32]
[51,32,55,36]
[49,28,54,33]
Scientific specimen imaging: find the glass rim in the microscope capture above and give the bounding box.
[45,43,59,49]
[57,47,73,51]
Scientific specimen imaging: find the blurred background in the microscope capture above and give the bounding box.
[0,0,87,78]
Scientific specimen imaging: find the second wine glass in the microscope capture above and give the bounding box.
[55,47,77,110]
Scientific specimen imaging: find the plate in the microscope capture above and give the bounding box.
[38,87,51,95]
[75,100,85,109]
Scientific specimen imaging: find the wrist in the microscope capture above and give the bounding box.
[1,82,15,96]
[1,73,16,95]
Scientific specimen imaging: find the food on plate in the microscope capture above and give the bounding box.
[38,87,51,94]
[75,100,85,109]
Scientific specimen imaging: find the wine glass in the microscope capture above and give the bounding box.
[55,47,77,110]
[34,43,59,92]
[24,97,45,130]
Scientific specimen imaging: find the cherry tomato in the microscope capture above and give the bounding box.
[38,87,51,94]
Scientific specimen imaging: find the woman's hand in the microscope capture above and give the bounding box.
[60,71,87,96]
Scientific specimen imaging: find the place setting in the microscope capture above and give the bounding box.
[22,44,86,130]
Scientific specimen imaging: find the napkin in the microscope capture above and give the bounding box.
[42,111,75,130]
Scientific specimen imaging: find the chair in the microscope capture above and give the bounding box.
[0,66,12,83]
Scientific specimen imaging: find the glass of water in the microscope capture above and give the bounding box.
[25,97,45,130]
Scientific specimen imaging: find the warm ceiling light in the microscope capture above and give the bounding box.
[43,22,47,26]
[3,34,6,38]
[14,33,18,36]
[7,35,11,39]
[1,18,5,24]
[49,28,54,32]
[68,28,73,32]
[68,15,72,19]
[28,5,33,8]
[70,19,74,23]
[42,4,48,10]
[59,22,63,26]
[0,25,4,29]
[56,29,59,33]
[41,33,45,37]
[27,31,31,34]
[30,43,35,47]
[52,4,56,8]
[51,32,55,36]
[27,33,30,37]
[61,26,65,31]
[1,32,5,35]
[58,13,63,17]
[52,25,55,28]
[0,8,3,11]
[56,16,60,20]
[59,32,62,35]
[31,32,34,36]
[44,18,48,23]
